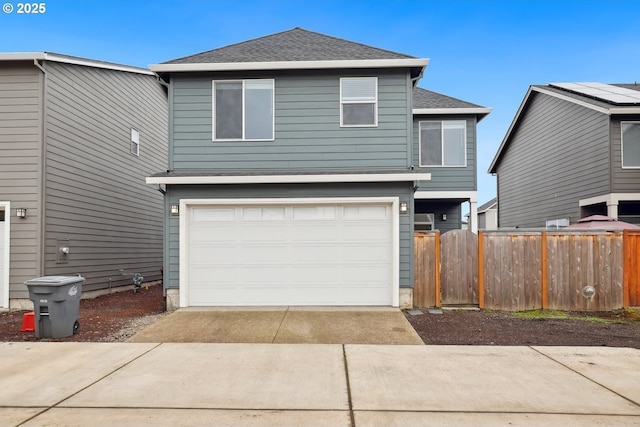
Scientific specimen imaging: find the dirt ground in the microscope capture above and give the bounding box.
[0,284,167,342]
[1,284,639,348]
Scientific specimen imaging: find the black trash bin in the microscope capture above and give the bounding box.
[25,276,84,338]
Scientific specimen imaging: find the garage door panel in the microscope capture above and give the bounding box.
[187,201,395,306]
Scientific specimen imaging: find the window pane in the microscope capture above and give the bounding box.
[341,78,376,101]
[420,122,442,166]
[442,122,465,166]
[215,82,242,139]
[245,80,273,139]
[342,103,375,125]
[622,123,640,167]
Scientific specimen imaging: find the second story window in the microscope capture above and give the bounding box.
[130,128,140,156]
[419,120,466,167]
[622,122,640,168]
[340,77,377,127]
[213,79,274,141]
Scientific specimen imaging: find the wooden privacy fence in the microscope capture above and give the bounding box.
[414,230,640,311]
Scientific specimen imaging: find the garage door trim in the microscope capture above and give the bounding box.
[179,197,400,307]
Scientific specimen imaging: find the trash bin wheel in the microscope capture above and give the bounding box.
[73,320,80,335]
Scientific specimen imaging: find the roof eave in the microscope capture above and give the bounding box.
[146,172,431,185]
[413,107,492,120]
[150,58,429,73]
[0,52,154,75]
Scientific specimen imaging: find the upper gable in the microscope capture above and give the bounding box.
[490,82,640,173]
[151,28,428,77]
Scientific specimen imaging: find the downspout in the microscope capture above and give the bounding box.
[34,59,47,276]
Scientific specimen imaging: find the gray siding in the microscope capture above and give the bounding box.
[0,63,42,299]
[611,115,640,192]
[412,116,477,191]
[165,182,414,292]
[170,70,411,170]
[42,61,168,292]
[497,92,610,228]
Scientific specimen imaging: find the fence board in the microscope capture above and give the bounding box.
[623,230,640,308]
[440,230,478,306]
[413,232,439,308]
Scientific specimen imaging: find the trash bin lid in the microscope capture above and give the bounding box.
[24,275,85,286]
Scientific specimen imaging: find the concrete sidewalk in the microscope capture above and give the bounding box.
[1,343,639,426]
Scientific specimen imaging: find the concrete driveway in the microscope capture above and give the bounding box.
[127,307,424,344]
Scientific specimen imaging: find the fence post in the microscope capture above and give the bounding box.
[435,231,441,308]
[478,231,485,309]
[541,231,548,309]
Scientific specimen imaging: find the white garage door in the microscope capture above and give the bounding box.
[184,199,396,306]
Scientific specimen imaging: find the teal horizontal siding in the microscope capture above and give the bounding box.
[170,71,411,170]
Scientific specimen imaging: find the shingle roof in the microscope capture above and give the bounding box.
[412,87,484,109]
[164,27,416,64]
[478,197,497,212]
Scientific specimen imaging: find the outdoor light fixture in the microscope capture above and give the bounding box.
[170,204,180,216]
[442,214,447,221]
[399,202,408,214]
[16,208,27,219]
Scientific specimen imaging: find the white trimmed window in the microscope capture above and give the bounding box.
[622,122,640,168]
[419,120,466,167]
[415,213,435,231]
[340,77,377,127]
[130,128,140,156]
[213,79,274,141]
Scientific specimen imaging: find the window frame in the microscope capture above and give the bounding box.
[130,128,140,156]
[212,79,275,142]
[414,213,435,231]
[418,120,467,168]
[340,77,378,128]
[621,121,640,169]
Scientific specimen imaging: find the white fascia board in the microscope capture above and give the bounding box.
[579,193,640,206]
[150,58,429,73]
[147,173,431,185]
[0,52,154,75]
[532,86,610,115]
[412,107,493,116]
[534,87,640,115]
[414,190,477,203]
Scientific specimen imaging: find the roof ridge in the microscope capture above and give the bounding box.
[161,27,417,64]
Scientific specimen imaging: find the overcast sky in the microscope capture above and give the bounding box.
[2,0,638,204]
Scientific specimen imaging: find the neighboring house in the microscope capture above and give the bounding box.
[477,197,498,230]
[0,52,168,309]
[147,28,488,309]
[489,82,640,228]
[412,88,491,233]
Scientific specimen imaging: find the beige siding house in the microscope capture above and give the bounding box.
[0,53,168,308]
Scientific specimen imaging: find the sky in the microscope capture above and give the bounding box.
[1,0,638,205]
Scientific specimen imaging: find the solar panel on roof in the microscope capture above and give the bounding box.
[549,82,640,105]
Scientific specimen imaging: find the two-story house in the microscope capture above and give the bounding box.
[147,28,488,309]
[0,53,168,309]
[489,82,640,228]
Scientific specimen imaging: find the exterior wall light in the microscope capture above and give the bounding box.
[16,208,27,218]
[399,202,408,214]
[442,214,447,221]
[170,204,180,216]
